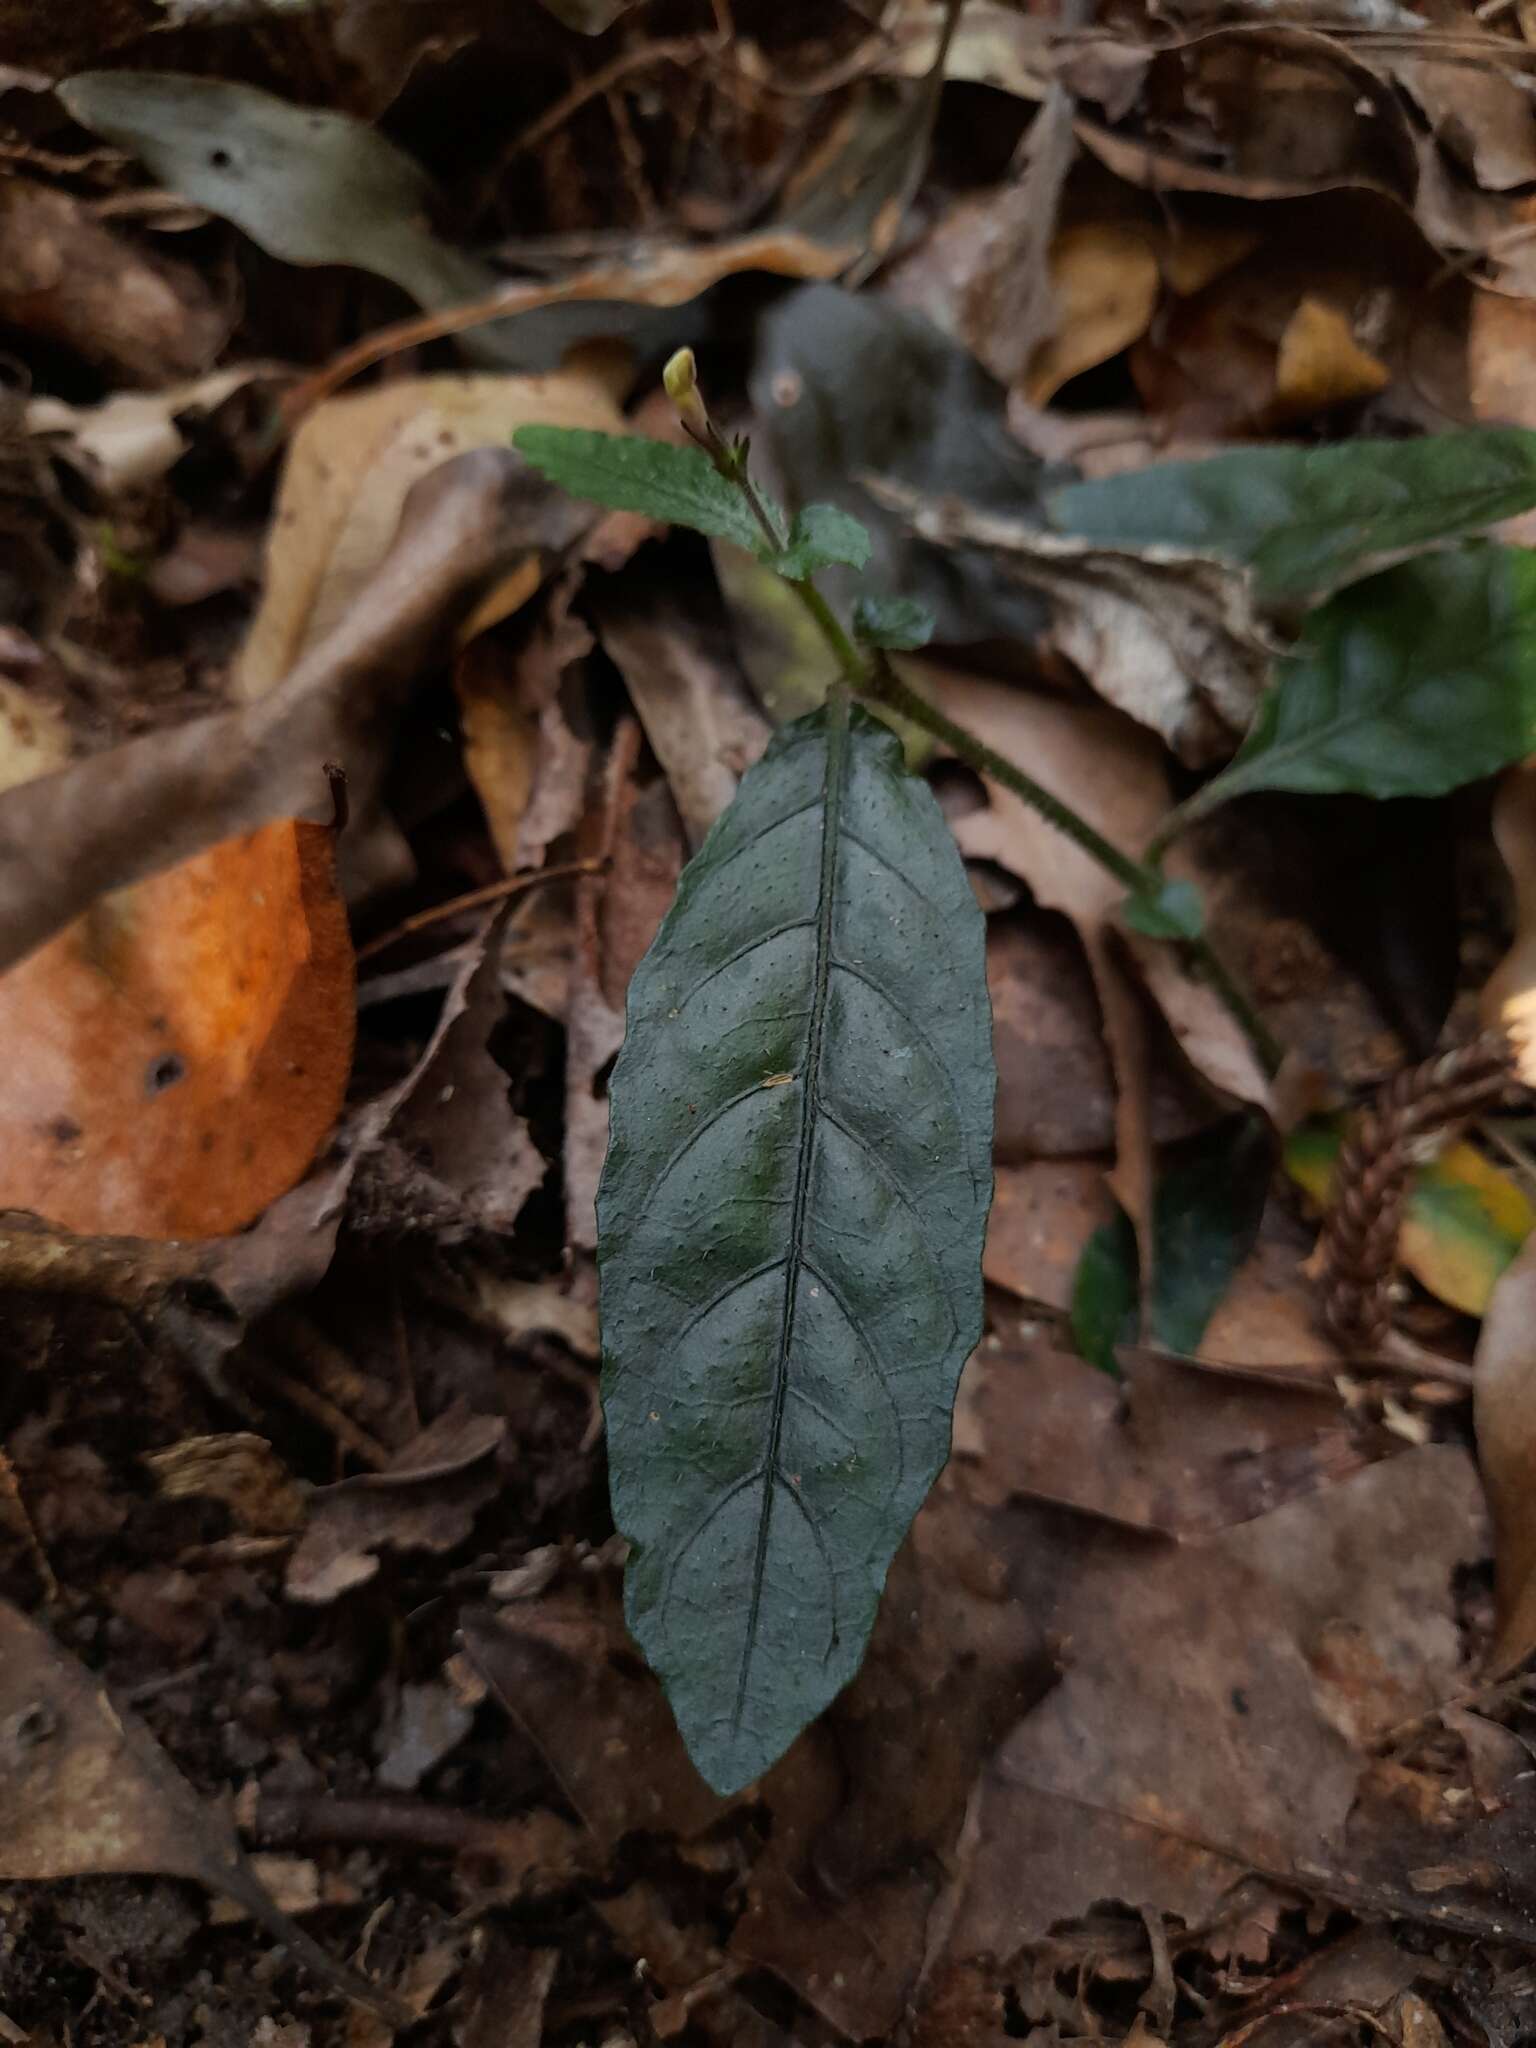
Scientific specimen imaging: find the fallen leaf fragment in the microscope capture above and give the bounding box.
[1476,1227,1536,1674]
[1270,295,1390,422]
[1026,221,1161,404]
[0,448,553,974]
[0,816,353,1239]
[0,176,228,387]
[145,1432,305,1535]
[0,1597,405,2022]
[594,592,770,847]
[286,1401,505,1604]
[235,371,626,701]
[26,366,282,494]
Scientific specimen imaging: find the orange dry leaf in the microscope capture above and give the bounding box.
[0,818,353,1239]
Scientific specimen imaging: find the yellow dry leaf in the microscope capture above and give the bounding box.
[235,367,629,700]
[1483,760,1536,1084]
[1026,223,1161,405]
[1157,223,1260,297]
[1270,296,1388,422]
[0,677,70,795]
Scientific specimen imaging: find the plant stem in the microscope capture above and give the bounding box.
[864,656,1148,893]
[703,437,1283,1080]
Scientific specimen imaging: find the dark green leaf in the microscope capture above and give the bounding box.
[513,426,768,552]
[1120,876,1205,941]
[1070,1116,1272,1375]
[1047,430,1536,603]
[771,504,872,579]
[598,702,995,1794]
[1188,545,1536,816]
[1070,1211,1136,1379]
[853,595,936,650]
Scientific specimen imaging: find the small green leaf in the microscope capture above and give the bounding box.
[852,595,936,651]
[770,503,872,579]
[1047,429,1536,603]
[599,702,994,1794]
[1070,1116,1273,1375]
[1188,545,1536,818]
[1121,876,1205,941]
[513,426,769,552]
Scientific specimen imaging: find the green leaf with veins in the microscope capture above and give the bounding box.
[1047,429,1536,604]
[598,702,994,1793]
[513,426,774,553]
[1181,545,1536,825]
[770,504,872,579]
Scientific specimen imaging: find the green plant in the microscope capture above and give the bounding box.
[515,354,1536,1793]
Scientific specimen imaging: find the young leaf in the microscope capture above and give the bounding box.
[853,595,936,651]
[513,425,769,552]
[1120,876,1204,941]
[770,503,871,579]
[1180,545,1536,824]
[598,701,995,1794]
[1047,429,1536,604]
[1070,1115,1272,1373]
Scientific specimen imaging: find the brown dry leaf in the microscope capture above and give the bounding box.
[1474,1225,1536,1674]
[1026,221,1162,405]
[983,1159,1117,1307]
[144,1433,306,1536]
[453,1939,557,2048]
[593,592,771,849]
[957,1340,1364,1536]
[1470,295,1536,544]
[461,1589,732,1846]
[565,736,684,1252]
[0,177,228,387]
[990,911,1118,1161]
[889,502,1271,767]
[1481,761,1536,1083]
[1391,8,1536,192]
[918,664,1271,1108]
[0,449,560,974]
[286,1401,506,1604]
[376,906,545,1240]
[951,1446,1489,1958]
[459,574,595,875]
[0,816,354,1239]
[0,1597,404,2022]
[234,371,623,701]
[1270,295,1390,423]
[26,366,284,495]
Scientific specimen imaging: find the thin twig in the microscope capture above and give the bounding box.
[356,859,607,965]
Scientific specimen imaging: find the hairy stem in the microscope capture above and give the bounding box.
[704,440,1282,1079]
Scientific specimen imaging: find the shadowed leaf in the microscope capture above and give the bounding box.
[598,702,994,1792]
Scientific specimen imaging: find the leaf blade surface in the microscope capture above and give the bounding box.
[597,704,993,1792]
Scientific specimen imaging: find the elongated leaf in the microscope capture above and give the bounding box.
[514,426,770,552]
[598,702,994,1793]
[1186,546,1536,820]
[1048,430,1536,603]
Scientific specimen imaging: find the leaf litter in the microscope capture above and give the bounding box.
[10,5,1536,2045]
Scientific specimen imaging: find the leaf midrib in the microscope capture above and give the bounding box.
[731,698,850,1736]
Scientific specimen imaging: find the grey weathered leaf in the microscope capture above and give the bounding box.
[1048,429,1536,605]
[598,701,994,1793]
[60,72,487,315]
